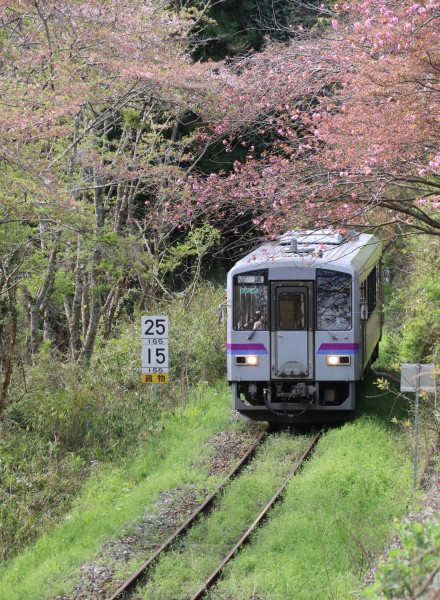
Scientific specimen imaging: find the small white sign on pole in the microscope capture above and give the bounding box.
[141,316,169,384]
[400,363,435,393]
[400,362,436,493]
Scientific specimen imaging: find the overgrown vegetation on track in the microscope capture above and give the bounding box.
[137,432,311,599]
[211,418,411,600]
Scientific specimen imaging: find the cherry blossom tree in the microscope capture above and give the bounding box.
[188,0,440,237]
[0,0,215,390]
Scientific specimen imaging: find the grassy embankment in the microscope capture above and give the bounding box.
[0,377,414,600]
[0,382,252,600]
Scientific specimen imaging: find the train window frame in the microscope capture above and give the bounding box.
[277,290,307,331]
[316,269,352,331]
[233,270,268,331]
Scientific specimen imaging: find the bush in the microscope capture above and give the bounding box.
[0,421,87,562]
[364,521,440,598]
[384,236,440,365]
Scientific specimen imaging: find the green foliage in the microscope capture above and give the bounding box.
[160,224,220,275]
[0,383,241,600]
[7,283,225,455]
[364,521,440,598]
[8,343,151,457]
[120,107,143,130]
[0,423,87,563]
[379,236,440,367]
[1,283,226,562]
[159,283,226,386]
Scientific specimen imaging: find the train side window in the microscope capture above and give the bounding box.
[278,292,305,330]
[317,269,352,331]
[233,271,268,330]
[360,266,378,320]
[367,266,377,315]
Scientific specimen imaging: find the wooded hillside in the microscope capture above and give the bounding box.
[1,0,439,417]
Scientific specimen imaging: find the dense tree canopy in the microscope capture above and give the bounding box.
[0,0,216,412]
[186,0,440,237]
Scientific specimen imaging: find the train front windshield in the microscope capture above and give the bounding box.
[233,268,352,332]
[233,271,268,330]
[316,269,352,331]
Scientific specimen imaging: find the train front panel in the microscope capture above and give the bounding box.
[227,265,362,422]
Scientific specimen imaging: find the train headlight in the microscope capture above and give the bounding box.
[235,355,259,366]
[326,355,351,366]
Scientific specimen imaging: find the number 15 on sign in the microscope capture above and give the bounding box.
[141,345,168,368]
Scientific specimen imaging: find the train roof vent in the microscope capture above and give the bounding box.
[278,229,354,247]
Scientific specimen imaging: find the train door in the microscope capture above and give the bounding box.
[271,282,314,379]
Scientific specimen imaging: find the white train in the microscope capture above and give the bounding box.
[226,230,382,423]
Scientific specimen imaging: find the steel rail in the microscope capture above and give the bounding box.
[108,429,266,600]
[190,429,323,600]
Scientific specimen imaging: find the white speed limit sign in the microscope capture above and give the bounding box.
[141,316,169,383]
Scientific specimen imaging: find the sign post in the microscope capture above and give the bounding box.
[141,317,169,396]
[400,363,435,492]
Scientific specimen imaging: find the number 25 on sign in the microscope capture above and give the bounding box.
[142,316,168,337]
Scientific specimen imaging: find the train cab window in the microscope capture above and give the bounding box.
[233,270,268,330]
[278,292,305,330]
[317,269,352,331]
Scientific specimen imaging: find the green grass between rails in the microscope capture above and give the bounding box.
[0,383,248,600]
[210,417,412,600]
[137,432,310,599]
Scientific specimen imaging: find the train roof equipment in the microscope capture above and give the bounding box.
[232,229,381,275]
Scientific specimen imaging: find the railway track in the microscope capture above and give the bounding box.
[191,429,321,599]
[108,429,266,600]
[108,428,321,600]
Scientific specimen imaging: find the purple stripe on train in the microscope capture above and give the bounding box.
[317,343,360,354]
[227,343,269,355]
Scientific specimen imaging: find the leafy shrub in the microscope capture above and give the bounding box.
[364,521,440,598]
[7,283,226,452]
[0,421,87,562]
[163,284,226,388]
[384,237,440,365]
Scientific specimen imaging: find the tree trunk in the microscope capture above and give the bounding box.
[102,278,125,339]
[43,301,57,345]
[0,269,17,419]
[64,235,84,360]
[27,237,60,354]
[78,183,105,364]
